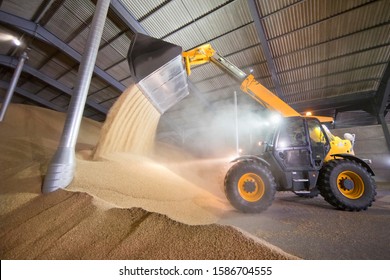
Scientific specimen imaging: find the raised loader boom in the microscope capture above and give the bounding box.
[183,44,302,118]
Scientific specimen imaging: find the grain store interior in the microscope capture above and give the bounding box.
[0,0,390,261]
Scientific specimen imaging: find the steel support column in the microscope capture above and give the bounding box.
[373,62,390,151]
[247,0,283,98]
[378,113,390,152]
[42,0,110,193]
[0,51,28,122]
[376,73,390,152]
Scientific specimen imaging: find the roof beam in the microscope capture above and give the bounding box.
[0,10,125,93]
[0,54,108,114]
[0,80,65,112]
[374,62,390,116]
[36,0,66,26]
[374,62,390,151]
[247,0,283,98]
[110,0,147,34]
[31,0,58,24]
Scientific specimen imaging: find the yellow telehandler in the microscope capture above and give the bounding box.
[127,33,376,212]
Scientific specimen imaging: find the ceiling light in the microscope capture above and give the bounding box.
[12,37,21,46]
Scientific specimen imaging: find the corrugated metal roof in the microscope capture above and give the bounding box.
[195,74,237,93]
[106,60,130,81]
[189,63,225,83]
[269,0,390,57]
[68,28,89,54]
[89,77,109,94]
[65,0,95,23]
[120,77,133,87]
[0,0,389,129]
[25,47,53,69]
[0,0,45,20]
[101,18,123,44]
[181,0,230,19]
[57,70,77,89]
[45,3,91,43]
[36,87,61,101]
[227,45,266,67]
[141,1,193,38]
[256,0,302,17]
[109,33,131,57]
[19,78,46,94]
[121,0,167,20]
[279,46,390,85]
[89,87,117,104]
[149,0,253,49]
[283,64,384,96]
[40,59,70,80]
[164,23,206,50]
[100,98,116,108]
[51,93,70,107]
[192,0,253,41]
[209,23,259,55]
[263,0,374,39]
[275,24,390,72]
[96,44,124,70]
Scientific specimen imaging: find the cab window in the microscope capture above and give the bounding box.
[277,118,307,148]
[307,118,330,167]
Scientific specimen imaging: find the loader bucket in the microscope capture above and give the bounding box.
[127,33,189,114]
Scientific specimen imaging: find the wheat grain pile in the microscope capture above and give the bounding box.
[0,95,296,260]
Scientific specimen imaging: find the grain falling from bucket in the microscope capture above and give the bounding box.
[81,84,229,225]
[92,84,160,159]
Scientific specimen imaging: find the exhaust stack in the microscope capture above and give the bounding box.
[127,33,189,114]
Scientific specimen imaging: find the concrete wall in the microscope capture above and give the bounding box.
[332,124,390,182]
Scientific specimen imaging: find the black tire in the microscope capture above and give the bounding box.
[293,187,320,198]
[224,161,276,213]
[318,159,376,211]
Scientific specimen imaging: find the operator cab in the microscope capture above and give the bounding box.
[273,116,330,170]
[267,116,331,191]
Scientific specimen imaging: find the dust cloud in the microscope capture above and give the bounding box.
[158,92,273,158]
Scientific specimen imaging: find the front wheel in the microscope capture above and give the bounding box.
[318,159,376,211]
[224,161,276,213]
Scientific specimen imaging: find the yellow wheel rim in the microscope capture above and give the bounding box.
[238,173,265,202]
[336,171,365,199]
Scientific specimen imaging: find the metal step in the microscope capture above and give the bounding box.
[293,178,309,182]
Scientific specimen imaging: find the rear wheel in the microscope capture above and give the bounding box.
[318,159,376,211]
[224,161,276,213]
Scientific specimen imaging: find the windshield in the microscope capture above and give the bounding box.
[321,125,335,141]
